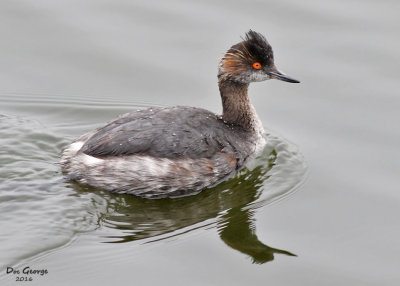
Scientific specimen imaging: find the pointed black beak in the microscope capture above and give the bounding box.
[268,69,300,83]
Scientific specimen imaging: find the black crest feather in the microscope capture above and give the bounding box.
[242,30,274,66]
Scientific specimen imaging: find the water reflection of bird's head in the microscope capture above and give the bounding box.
[218,206,296,264]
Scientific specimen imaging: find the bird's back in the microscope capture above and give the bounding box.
[81,106,254,164]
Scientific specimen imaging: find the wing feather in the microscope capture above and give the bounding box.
[81,107,246,160]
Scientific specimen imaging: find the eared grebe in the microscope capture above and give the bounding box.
[60,30,299,198]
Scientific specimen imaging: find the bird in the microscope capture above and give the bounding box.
[60,30,300,199]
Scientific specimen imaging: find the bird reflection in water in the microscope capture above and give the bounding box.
[218,200,296,264]
[71,144,297,264]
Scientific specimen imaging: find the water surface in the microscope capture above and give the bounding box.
[1,0,400,285]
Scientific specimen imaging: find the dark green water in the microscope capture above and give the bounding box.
[1,0,399,285]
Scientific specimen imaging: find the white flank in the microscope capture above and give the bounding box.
[82,154,103,166]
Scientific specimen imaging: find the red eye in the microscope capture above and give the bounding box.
[252,62,261,69]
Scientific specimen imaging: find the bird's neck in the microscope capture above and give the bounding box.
[218,78,264,134]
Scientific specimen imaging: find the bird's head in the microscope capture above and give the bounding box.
[218,30,299,84]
